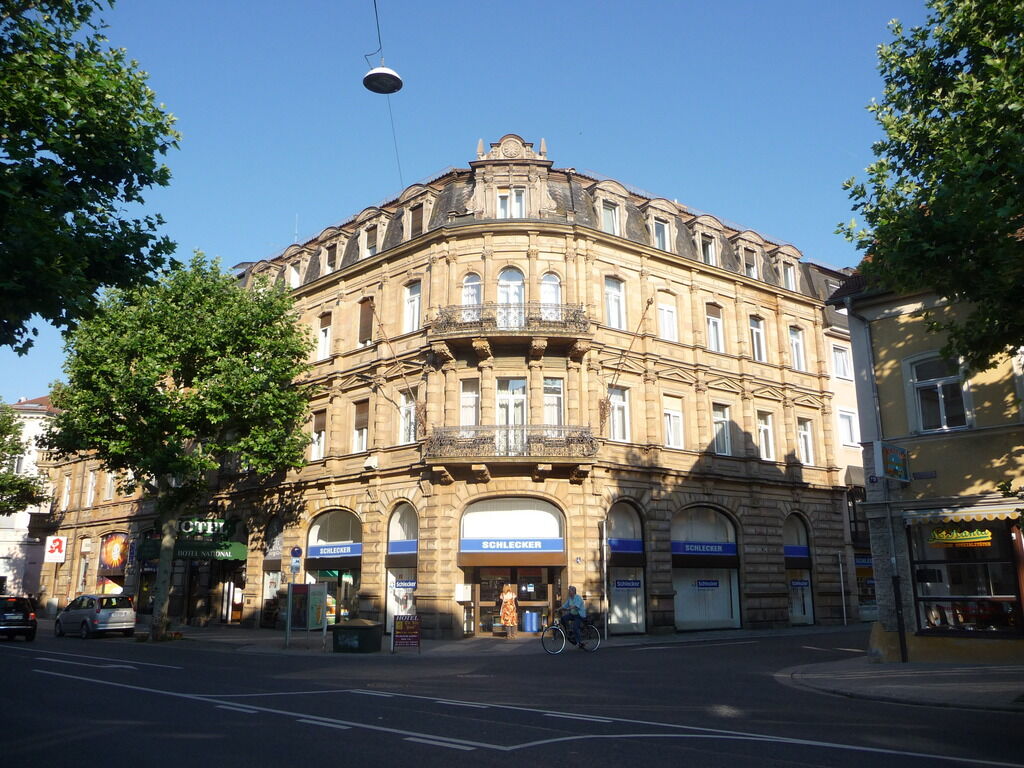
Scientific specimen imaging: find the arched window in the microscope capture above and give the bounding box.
[608,502,643,551]
[460,497,564,554]
[671,507,736,548]
[388,503,418,554]
[784,515,810,556]
[497,268,525,328]
[541,272,562,321]
[308,510,362,557]
[461,273,482,322]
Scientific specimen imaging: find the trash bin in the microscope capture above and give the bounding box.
[330,619,384,653]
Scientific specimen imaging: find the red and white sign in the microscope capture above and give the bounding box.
[44,536,68,563]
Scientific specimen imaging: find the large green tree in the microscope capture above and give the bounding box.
[0,403,48,516]
[46,255,312,639]
[0,0,179,353]
[841,0,1024,370]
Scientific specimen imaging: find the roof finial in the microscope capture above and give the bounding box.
[540,138,547,158]
[476,138,484,159]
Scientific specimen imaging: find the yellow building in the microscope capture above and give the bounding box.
[832,279,1024,661]
[43,135,864,638]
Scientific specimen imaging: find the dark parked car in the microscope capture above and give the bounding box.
[0,596,37,641]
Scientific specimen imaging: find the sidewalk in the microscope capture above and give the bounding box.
[36,618,1024,712]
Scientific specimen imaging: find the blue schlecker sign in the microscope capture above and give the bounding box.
[388,540,418,554]
[672,541,737,556]
[460,538,564,552]
[395,580,417,590]
[307,542,363,558]
[696,579,720,589]
[784,545,810,558]
[608,538,644,553]
[614,579,642,589]
[790,579,810,588]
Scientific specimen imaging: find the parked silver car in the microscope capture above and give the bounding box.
[55,594,136,638]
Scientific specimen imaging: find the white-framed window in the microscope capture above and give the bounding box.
[712,404,731,455]
[749,316,767,362]
[608,386,630,442]
[86,469,96,507]
[460,379,480,429]
[352,401,369,453]
[324,244,337,274]
[744,249,758,279]
[908,356,968,431]
[601,201,620,236]
[399,390,418,444]
[706,304,724,353]
[541,272,562,320]
[654,217,669,251]
[700,234,717,266]
[61,475,70,510]
[363,224,378,259]
[838,410,859,446]
[543,378,564,427]
[316,314,332,360]
[782,262,796,291]
[104,472,115,500]
[497,187,526,219]
[461,273,482,321]
[289,263,301,289]
[403,281,421,333]
[604,277,626,330]
[310,411,326,461]
[756,411,775,460]
[789,326,806,371]
[663,395,684,448]
[832,345,853,380]
[658,298,678,342]
[797,418,814,464]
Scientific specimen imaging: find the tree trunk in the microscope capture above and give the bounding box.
[148,509,181,641]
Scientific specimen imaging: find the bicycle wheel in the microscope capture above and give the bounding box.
[578,623,601,652]
[541,624,566,654]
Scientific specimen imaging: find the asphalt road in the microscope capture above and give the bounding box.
[3,626,1021,767]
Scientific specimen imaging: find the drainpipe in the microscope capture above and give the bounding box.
[845,296,908,663]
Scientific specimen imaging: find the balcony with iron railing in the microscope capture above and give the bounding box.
[431,303,590,339]
[424,424,598,463]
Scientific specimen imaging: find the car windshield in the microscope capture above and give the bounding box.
[100,596,133,610]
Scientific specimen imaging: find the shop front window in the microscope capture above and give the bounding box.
[909,520,1022,634]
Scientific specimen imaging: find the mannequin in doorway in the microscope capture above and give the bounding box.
[499,583,518,638]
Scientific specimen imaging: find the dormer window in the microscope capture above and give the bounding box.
[654,218,669,251]
[744,249,758,279]
[289,263,301,288]
[601,201,620,236]
[700,234,717,266]
[410,204,424,236]
[497,187,525,219]
[365,225,378,258]
[325,244,337,274]
[782,261,796,290]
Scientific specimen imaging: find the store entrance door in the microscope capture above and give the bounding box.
[466,566,558,636]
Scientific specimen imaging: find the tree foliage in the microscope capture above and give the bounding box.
[0,0,179,353]
[841,0,1024,370]
[46,254,313,635]
[0,403,48,516]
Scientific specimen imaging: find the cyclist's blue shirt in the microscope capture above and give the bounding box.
[561,594,584,617]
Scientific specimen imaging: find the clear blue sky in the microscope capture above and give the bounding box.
[2,0,928,404]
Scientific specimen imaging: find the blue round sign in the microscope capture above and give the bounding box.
[290,546,302,557]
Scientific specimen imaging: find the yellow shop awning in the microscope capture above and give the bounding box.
[902,506,1022,525]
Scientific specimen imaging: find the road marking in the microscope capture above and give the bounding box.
[37,657,137,671]
[350,690,394,697]
[296,719,351,730]
[216,705,258,714]
[545,713,613,724]
[632,641,757,651]
[835,647,866,653]
[405,738,475,751]
[434,700,489,709]
[0,645,182,669]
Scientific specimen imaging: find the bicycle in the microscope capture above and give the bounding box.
[540,616,601,654]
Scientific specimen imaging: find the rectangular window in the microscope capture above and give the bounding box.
[311,411,326,461]
[658,301,678,342]
[744,249,758,279]
[497,187,525,219]
[797,418,814,465]
[608,386,629,442]
[838,410,859,446]
[365,225,378,258]
[325,244,337,274]
[604,277,626,330]
[353,401,369,453]
[460,379,480,430]
[749,316,766,362]
[543,378,564,427]
[410,204,424,237]
[399,390,418,444]
[654,218,669,250]
[316,314,332,360]
[403,281,421,333]
[61,475,70,510]
[712,404,731,455]
[757,411,775,460]
[789,327,806,371]
[104,472,115,500]
[782,262,796,291]
[663,395,684,448]
[833,345,852,379]
[706,304,724,353]
[601,201,620,235]
[86,470,96,507]
[289,263,301,288]
[700,235,716,266]
[358,299,374,346]
[913,358,967,431]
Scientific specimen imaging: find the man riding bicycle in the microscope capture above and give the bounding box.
[558,585,585,644]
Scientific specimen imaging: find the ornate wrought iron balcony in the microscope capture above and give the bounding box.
[424,425,598,460]
[431,302,590,337]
